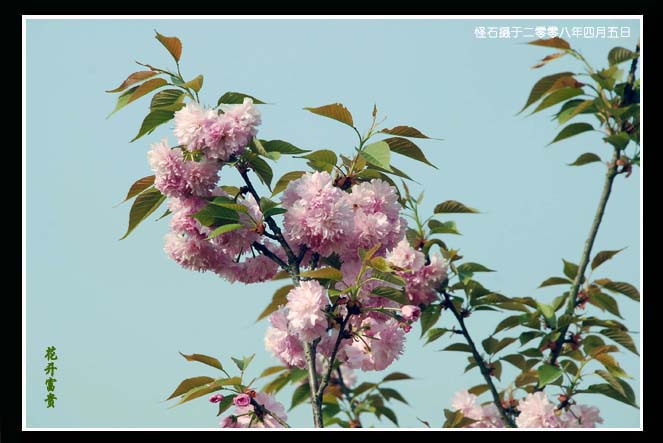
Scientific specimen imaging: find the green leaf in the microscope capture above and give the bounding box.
[468,384,490,396]
[376,406,399,426]
[119,175,155,204]
[537,364,563,387]
[207,223,244,240]
[166,376,215,400]
[178,352,224,371]
[379,387,408,404]
[300,267,343,281]
[156,208,171,221]
[494,315,522,334]
[246,154,274,190]
[596,280,640,302]
[371,271,406,287]
[259,197,279,214]
[501,354,526,370]
[264,207,287,218]
[181,74,203,93]
[494,337,518,354]
[588,292,622,318]
[174,377,242,406]
[272,171,306,196]
[192,204,240,227]
[520,331,544,346]
[592,248,626,271]
[155,31,182,62]
[290,383,311,411]
[209,197,249,214]
[549,122,594,145]
[231,354,255,372]
[259,366,287,378]
[600,328,639,355]
[107,71,159,93]
[433,200,479,214]
[353,382,377,395]
[371,286,409,305]
[520,72,574,113]
[608,47,637,66]
[443,409,476,428]
[539,276,572,288]
[382,372,413,382]
[428,220,461,235]
[126,78,169,105]
[303,103,354,127]
[217,91,266,106]
[216,394,236,416]
[582,335,606,355]
[120,187,165,239]
[261,140,310,155]
[568,152,602,166]
[482,337,498,354]
[581,383,638,408]
[130,110,175,142]
[536,302,556,328]
[532,87,584,114]
[256,285,294,321]
[457,262,494,273]
[150,89,185,110]
[558,99,595,125]
[425,327,452,345]
[441,343,472,353]
[595,370,627,397]
[528,37,571,50]
[382,137,437,168]
[419,304,442,337]
[594,352,629,378]
[369,256,392,272]
[107,85,139,117]
[604,132,630,150]
[360,141,392,171]
[380,125,436,139]
[300,149,338,172]
[562,259,579,280]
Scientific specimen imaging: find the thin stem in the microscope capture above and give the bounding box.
[540,148,620,377]
[441,290,517,428]
[251,241,288,270]
[237,166,298,267]
[304,342,323,427]
[540,46,639,375]
[250,398,291,428]
[316,315,350,401]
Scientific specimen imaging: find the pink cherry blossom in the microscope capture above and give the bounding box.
[515,392,562,428]
[208,394,224,403]
[264,308,306,368]
[222,392,287,428]
[173,102,215,150]
[401,305,421,322]
[233,393,251,407]
[286,280,329,342]
[282,171,352,256]
[342,179,406,259]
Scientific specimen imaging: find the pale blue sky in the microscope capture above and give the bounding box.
[26,18,641,428]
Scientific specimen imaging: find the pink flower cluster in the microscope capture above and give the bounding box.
[220,391,287,428]
[174,99,261,161]
[387,239,448,305]
[162,192,278,284]
[450,390,604,428]
[281,172,406,259]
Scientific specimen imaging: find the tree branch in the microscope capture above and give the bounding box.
[539,149,620,375]
[304,341,323,427]
[441,291,516,427]
[316,314,350,401]
[251,241,288,270]
[237,166,298,267]
[537,46,639,387]
[250,398,291,428]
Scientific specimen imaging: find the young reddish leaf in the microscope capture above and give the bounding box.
[155,31,183,62]
[106,71,158,93]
